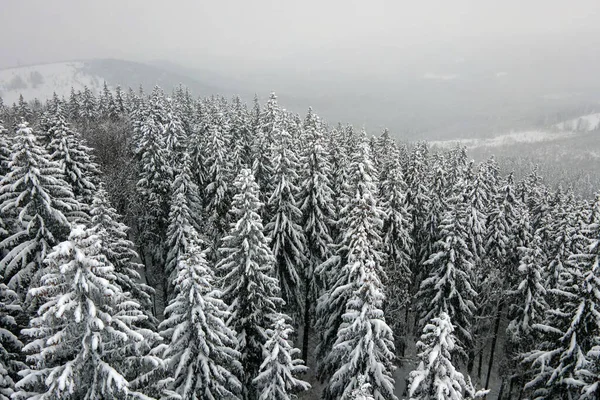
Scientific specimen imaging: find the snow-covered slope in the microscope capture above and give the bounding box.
[432,112,599,150]
[0,59,220,105]
[554,112,600,132]
[430,129,577,149]
[0,62,103,104]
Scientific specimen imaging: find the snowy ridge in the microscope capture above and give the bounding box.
[0,62,105,104]
[554,112,600,132]
[430,129,577,149]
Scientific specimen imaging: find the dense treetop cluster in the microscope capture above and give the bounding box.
[0,85,598,400]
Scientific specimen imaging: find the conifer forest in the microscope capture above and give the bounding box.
[0,85,599,400]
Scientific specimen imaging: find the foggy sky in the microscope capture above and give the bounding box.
[2,0,600,139]
[1,0,599,71]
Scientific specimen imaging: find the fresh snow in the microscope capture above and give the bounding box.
[554,112,600,132]
[0,62,105,104]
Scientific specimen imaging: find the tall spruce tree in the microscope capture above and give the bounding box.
[14,226,154,399]
[0,122,78,296]
[416,179,477,360]
[253,318,310,400]
[158,239,242,400]
[0,279,24,400]
[316,136,388,391]
[298,107,336,361]
[217,169,287,399]
[45,108,100,208]
[266,122,306,319]
[408,313,485,400]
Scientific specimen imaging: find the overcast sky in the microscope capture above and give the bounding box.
[2,0,600,138]
[1,0,599,70]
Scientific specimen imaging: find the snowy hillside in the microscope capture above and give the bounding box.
[0,59,220,105]
[0,62,104,104]
[430,129,577,149]
[554,112,600,132]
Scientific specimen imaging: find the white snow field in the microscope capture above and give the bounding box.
[0,62,105,104]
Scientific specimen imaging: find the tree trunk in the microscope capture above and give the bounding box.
[507,375,514,400]
[485,301,505,390]
[301,282,311,363]
[497,378,506,400]
[477,345,484,381]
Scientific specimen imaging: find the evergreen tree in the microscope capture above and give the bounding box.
[164,152,203,299]
[350,376,376,400]
[67,88,81,121]
[89,184,155,322]
[230,95,253,172]
[253,93,278,218]
[163,97,187,169]
[266,122,306,319]
[379,160,413,337]
[0,280,24,400]
[0,122,78,294]
[298,107,336,360]
[408,313,485,400]
[417,182,477,359]
[217,169,285,399]
[523,203,599,399]
[134,108,172,307]
[253,318,310,400]
[80,86,98,122]
[316,137,386,387]
[325,227,397,400]
[204,110,234,244]
[507,230,548,344]
[14,226,153,399]
[46,109,100,207]
[158,239,242,400]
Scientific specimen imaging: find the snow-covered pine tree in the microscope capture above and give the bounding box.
[0,121,10,180]
[204,109,234,244]
[67,88,81,121]
[298,107,336,360]
[230,95,253,172]
[477,172,521,383]
[79,86,98,123]
[14,226,154,399]
[164,152,203,299]
[163,97,187,169]
[522,200,599,399]
[0,122,79,295]
[89,184,155,322]
[327,125,352,242]
[325,224,397,400]
[417,178,477,361]
[316,135,388,390]
[350,376,376,400]
[0,280,24,400]
[506,226,548,344]
[253,93,278,219]
[114,85,126,116]
[266,121,306,319]
[379,159,413,340]
[217,168,285,399]
[134,106,172,307]
[408,312,485,400]
[16,95,32,122]
[45,107,100,208]
[98,81,115,120]
[158,238,242,400]
[404,142,432,287]
[253,318,310,400]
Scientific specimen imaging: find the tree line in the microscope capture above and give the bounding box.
[0,84,599,400]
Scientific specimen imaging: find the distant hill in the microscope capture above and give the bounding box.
[0,59,220,105]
